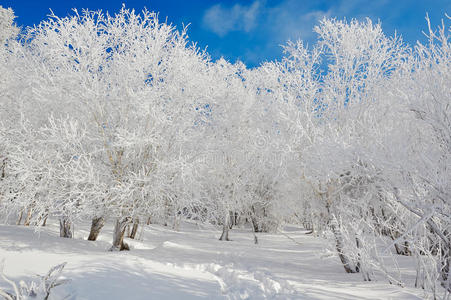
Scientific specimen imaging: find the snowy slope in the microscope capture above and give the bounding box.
[0,222,427,299]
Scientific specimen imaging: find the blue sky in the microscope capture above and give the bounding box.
[3,0,450,67]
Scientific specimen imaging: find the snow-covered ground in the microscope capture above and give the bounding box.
[0,221,428,299]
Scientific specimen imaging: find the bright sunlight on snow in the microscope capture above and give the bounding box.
[0,221,428,299]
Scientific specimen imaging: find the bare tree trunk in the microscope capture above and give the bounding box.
[1,158,5,179]
[110,217,130,251]
[23,208,33,226]
[219,213,230,241]
[228,211,237,229]
[251,217,260,232]
[16,210,23,225]
[36,211,49,226]
[440,243,451,293]
[87,217,105,241]
[387,223,412,256]
[323,185,359,274]
[59,217,73,238]
[330,218,358,273]
[326,198,358,273]
[42,214,48,226]
[129,219,139,239]
[356,236,372,281]
[250,206,261,232]
[355,237,362,273]
[393,240,411,256]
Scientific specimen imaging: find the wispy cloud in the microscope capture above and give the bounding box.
[201,0,448,66]
[268,5,330,44]
[202,1,261,37]
[202,0,330,42]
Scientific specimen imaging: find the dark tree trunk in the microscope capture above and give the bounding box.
[333,227,358,273]
[322,185,359,274]
[250,206,262,232]
[23,208,33,226]
[393,240,412,256]
[251,217,261,232]
[88,217,105,241]
[355,237,362,273]
[16,210,24,225]
[129,219,139,239]
[1,157,6,179]
[110,217,130,251]
[59,217,73,238]
[41,214,48,226]
[228,211,237,229]
[325,200,358,274]
[440,243,451,293]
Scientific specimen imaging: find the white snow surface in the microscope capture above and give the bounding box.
[0,221,427,299]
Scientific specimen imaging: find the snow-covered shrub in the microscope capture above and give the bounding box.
[0,260,70,300]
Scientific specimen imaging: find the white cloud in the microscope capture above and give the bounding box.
[269,6,330,44]
[201,0,404,66]
[203,1,261,37]
[202,0,394,41]
[202,0,329,42]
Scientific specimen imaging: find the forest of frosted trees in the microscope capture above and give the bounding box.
[0,5,449,298]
